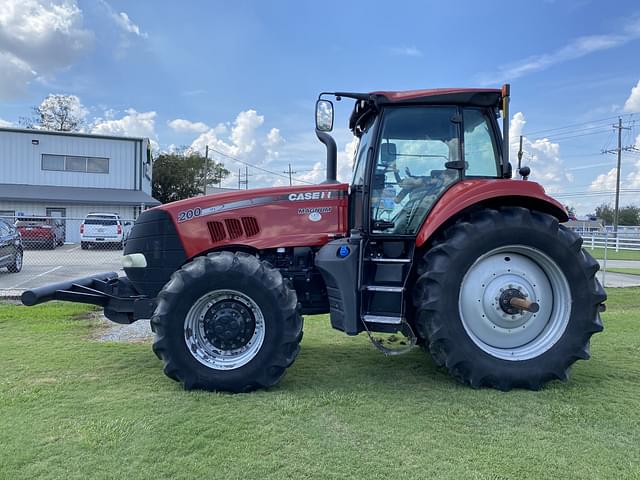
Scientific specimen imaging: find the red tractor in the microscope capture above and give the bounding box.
[22,85,606,392]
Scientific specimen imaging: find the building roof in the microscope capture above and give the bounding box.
[0,183,160,206]
[0,126,147,143]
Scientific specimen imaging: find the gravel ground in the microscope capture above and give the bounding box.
[94,314,153,342]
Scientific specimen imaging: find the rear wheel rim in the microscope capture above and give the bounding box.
[458,245,572,361]
[184,289,265,370]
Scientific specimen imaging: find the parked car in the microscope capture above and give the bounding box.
[80,213,130,250]
[0,218,23,273]
[15,217,65,249]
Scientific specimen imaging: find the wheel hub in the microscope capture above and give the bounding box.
[459,246,571,361]
[184,290,266,371]
[203,300,256,350]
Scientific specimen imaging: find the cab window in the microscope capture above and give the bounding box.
[463,108,500,177]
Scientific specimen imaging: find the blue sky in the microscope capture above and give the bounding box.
[1,0,640,215]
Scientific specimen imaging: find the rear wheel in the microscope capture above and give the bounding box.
[151,251,303,392]
[413,207,606,390]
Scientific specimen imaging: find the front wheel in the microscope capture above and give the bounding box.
[151,251,303,392]
[7,249,22,273]
[413,207,606,391]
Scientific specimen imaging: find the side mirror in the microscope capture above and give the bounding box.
[315,99,334,132]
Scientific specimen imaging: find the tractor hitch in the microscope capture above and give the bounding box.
[21,272,155,325]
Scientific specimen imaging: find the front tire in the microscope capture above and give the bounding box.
[7,248,22,273]
[151,251,303,392]
[413,207,606,391]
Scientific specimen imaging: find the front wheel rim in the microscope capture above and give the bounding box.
[184,289,265,370]
[15,251,22,269]
[458,245,572,361]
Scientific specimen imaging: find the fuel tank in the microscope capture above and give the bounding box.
[158,183,349,259]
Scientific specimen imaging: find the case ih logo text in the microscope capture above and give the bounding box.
[288,191,333,201]
[297,207,332,215]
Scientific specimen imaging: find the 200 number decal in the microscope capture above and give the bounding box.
[177,207,202,222]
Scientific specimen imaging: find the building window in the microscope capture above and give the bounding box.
[41,154,109,174]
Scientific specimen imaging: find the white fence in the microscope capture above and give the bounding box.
[580,232,640,252]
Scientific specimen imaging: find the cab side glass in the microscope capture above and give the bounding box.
[463,108,500,177]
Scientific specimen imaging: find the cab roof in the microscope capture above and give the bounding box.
[371,88,502,106]
[348,87,503,134]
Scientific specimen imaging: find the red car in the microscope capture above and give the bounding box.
[16,217,65,249]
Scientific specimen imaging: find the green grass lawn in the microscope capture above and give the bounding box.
[1,291,639,480]
[583,246,640,261]
[606,267,640,276]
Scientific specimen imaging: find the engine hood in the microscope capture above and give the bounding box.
[157,183,349,258]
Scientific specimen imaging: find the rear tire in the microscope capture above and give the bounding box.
[151,251,303,392]
[81,242,88,250]
[413,207,606,391]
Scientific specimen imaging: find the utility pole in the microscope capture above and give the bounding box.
[203,145,210,195]
[602,118,632,236]
[282,163,297,186]
[238,167,250,190]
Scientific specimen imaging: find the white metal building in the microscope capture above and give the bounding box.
[0,127,160,242]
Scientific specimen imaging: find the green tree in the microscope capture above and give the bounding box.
[594,204,614,224]
[20,94,87,132]
[593,203,640,226]
[618,205,640,226]
[152,150,230,204]
[565,205,576,218]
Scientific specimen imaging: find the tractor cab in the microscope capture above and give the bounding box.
[314,87,513,348]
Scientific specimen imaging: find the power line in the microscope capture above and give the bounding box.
[208,147,314,185]
[524,113,635,137]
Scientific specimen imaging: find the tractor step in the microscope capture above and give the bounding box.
[366,257,411,263]
[362,314,403,324]
[363,285,403,292]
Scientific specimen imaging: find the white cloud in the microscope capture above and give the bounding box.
[478,17,640,84]
[0,118,14,127]
[511,112,572,192]
[190,110,269,159]
[112,11,147,38]
[0,0,92,99]
[623,79,640,112]
[91,108,158,148]
[167,118,209,133]
[387,46,423,57]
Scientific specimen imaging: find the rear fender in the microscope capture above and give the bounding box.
[416,179,568,247]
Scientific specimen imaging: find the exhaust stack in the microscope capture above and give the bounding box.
[316,130,338,184]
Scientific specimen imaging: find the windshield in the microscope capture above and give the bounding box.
[16,218,49,226]
[85,217,118,226]
[370,106,460,234]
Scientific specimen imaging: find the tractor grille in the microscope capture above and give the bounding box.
[224,218,243,240]
[241,216,260,237]
[207,221,226,242]
[207,216,260,243]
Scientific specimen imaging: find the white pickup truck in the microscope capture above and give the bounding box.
[80,213,131,250]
